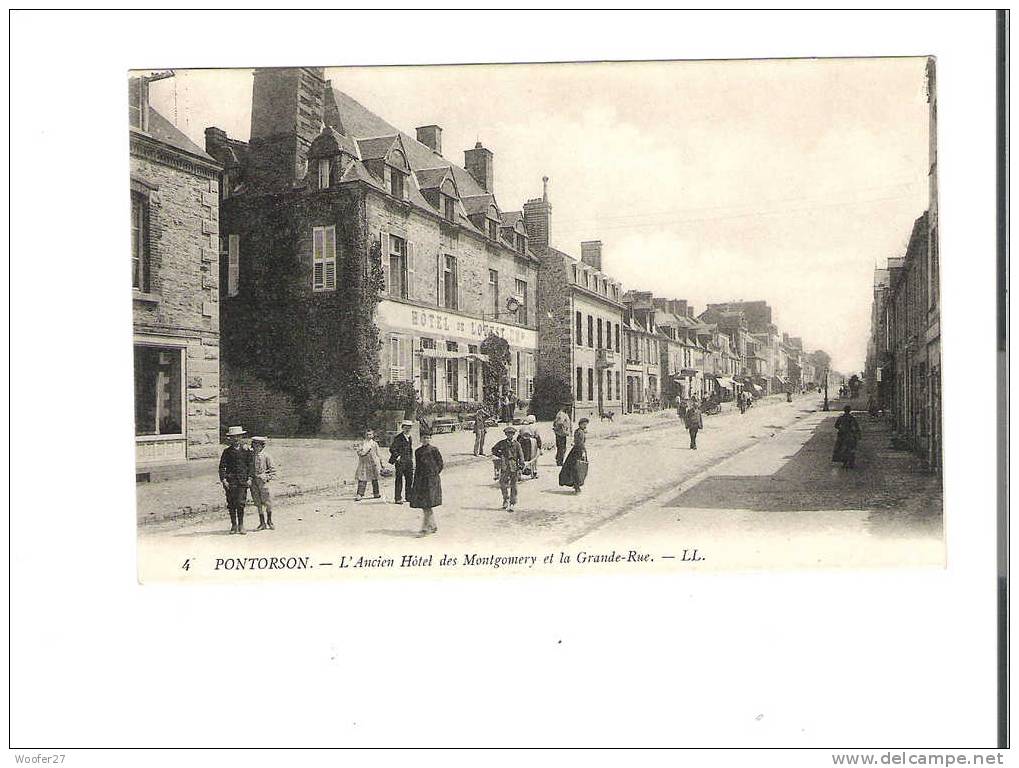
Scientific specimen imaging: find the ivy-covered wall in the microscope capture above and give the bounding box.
[219,186,384,436]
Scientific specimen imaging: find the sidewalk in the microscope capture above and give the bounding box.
[135,393,799,525]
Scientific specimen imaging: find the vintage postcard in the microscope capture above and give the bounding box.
[131,58,943,582]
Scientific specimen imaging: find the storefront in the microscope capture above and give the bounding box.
[377,300,536,406]
[134,334,188,465]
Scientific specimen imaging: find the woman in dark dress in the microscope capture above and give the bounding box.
[558,417,589,494]
[832,405,862,468]
[410,431,443,535]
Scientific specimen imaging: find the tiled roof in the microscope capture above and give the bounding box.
[339,160,385,190]
[142,106,215,162]
[309,125,359,159]
[414,166,453,190]
[356,134,399,161]
[501,211,524,229]
[462,193,497,217]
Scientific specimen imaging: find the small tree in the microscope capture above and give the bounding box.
[529,371,573,420]
[480,332,510,413]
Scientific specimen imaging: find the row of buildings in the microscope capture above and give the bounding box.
[864,59,940,471]
[131,67,838,470]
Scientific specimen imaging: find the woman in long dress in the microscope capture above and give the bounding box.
[353,429,384,501]
[558,417,589,494]
[410,431,443,535]
[832,406,862,468]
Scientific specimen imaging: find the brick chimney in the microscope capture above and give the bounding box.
[416,125,442,155]
[581,240,603,271]
[464,141,493,193]
[523,176,551,256]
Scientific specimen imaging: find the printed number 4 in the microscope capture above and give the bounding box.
[181,559,191,571]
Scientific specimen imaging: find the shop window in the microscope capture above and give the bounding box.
[134,345,183,437]
[445,359,459,401]
[131,190,149,291]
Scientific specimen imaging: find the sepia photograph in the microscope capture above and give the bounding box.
[130,58,944,581]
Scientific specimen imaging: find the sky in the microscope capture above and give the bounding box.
[147,58,931,373]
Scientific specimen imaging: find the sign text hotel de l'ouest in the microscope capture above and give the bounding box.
[378,300,537,349]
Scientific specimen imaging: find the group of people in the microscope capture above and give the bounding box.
[218,426,277,534]
[347,404,591,533]
[736,389,754,414]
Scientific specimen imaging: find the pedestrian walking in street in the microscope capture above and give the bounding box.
[492,425,525,511]
[388,420,415,504]
[218,425,253,535]
[684,401,704,450]
[473,404,489,456]
[250,436,277,530]
[410,430,443,536]
[558,418,589,494]
[553,406,572,466]
[520,414,543,478]
[832,405,862,469]
[737,390,746,414]
[353,429,385,501]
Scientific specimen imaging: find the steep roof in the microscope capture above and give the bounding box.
[141,106,215,162]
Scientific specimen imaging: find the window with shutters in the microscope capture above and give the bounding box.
[443,255,458,310]
[225,234,240,297]
[606,369,612,401]
[587,368,594,401]
[389,335,412,382]
[587,315,594,348]
[312,225,337,291]
[615,323,620,352]
[515,279,528,325]
[131,191,149,291]
[388,235,408,299]
[575,311,583,345]
[615,371,621,398]
[445,359,459,402]
[597,318,603,349]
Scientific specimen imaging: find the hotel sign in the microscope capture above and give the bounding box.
[377,300,537,350]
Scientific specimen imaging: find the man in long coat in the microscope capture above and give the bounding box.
[832,405,862,468]
[388,420,415,505]
[558,418,589,493]
[552,407,572,466]
[684,402,704,450]
[473,405,489,456]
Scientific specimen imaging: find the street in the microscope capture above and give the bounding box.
[138,396,942,581]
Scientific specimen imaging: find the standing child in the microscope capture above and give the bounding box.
[219,425,252,534]
[410,430,443,535]
[353,429,384,501]
[250,436,277,530]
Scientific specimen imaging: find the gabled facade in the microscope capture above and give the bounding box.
[206,67,540,434]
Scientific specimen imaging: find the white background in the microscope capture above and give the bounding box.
[6,9,1007,764]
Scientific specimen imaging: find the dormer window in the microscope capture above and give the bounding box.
[516,233,526,254]
[390,171,404,199]
[318,158,331,190]
[443,195,456,222]
[488,220,499,241]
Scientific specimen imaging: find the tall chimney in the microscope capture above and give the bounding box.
[416,125,442,155]
[581,240,603,271]
[523,176,551,256]
[248,67,325,191]
[464,141,494,193]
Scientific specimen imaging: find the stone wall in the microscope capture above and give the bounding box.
[131,143,221,460]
